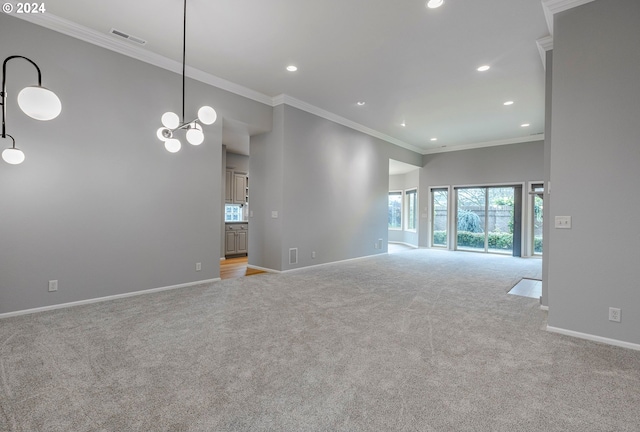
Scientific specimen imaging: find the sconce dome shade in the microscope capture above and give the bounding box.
[17,86,62,121]
[186,126,204,145]
[198,106,217,125]
[157,127,172,141]
[161,112,180,129]
[164,138,181,153]
[2,147,25,165]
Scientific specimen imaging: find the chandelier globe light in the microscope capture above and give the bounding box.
[157,0,217,153]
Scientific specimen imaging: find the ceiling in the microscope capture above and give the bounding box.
[18,0,550,155]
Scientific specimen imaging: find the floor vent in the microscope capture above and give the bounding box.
[289,248,298,265]
[109,28,147,45]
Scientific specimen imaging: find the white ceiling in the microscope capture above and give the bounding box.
[18,0,551,155]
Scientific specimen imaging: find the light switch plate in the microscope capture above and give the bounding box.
[555,216,571,229]
[271,211,278,218]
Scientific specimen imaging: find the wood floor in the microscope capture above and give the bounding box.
[220,256,266,280]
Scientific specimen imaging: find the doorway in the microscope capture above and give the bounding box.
[455,186,522,255]
[530,183,544,256]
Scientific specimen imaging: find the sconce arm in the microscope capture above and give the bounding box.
[2,55,43,138]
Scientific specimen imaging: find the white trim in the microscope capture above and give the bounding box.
[283,252,383,273]
[388,241,419,249]
[547,326,640,351]
[11,12,274,106]
[541,0,597,35]
[536,36,554,69]
[247,264,280,274]
[0,278,220,319]
[273,94,423,154]
[540,305,549,311]
[422,134,544,155]
[250,253,385,273]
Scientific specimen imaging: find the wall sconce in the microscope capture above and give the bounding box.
[1,55,62,165]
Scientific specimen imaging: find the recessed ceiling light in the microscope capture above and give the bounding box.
[504,101,514,106]
[477,65,490,72]
[357,101,366,106]
[426,0,444,8]
[286,65,298,72]
[521,123,530,127]
[401,122,406,127]
[430,138,438,141]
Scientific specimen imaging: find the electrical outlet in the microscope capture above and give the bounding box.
[311,251,316,259]
[609,307,621,322]
[196,262,202,271]
[48,280,58,292]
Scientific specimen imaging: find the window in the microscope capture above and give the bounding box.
[388,191,402,229]
[405,189,417,231]
[531,183,544,255]
[431,188,448,247]
[225,204,243,222]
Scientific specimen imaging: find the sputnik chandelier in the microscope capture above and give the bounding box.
[156,0,217,153]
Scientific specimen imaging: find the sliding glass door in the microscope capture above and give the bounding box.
[456,186,518,255]
[456,188,486,252]
[431,188,448,247]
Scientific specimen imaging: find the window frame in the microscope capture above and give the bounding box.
[388,190,403,230]
[405,188,417,232]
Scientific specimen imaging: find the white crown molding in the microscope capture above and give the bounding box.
[541,0,596,35]
[10,12,274,106]
[422,134,545,155]
[273,94,425,154]
[536,35,554,69]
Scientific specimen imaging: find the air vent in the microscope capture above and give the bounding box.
[109,28,147,46]
[289,248,298,265]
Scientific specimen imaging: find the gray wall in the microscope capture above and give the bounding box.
[248,106,285,271]
[225,152,249,173]
[541,50,553,307]
[418,141,544,247]
[389,169,420,246]
[250,105,422,271]
[547,0,640,344]
[0,14,271,314]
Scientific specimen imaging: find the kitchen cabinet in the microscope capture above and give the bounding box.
[225,169,248,204]
[225,223,248,256]
[233,172,248,205]
[225,170,233,203]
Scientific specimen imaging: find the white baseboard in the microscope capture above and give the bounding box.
[247,252,386,274]
[283,252,384,273]
[247,264,280,274]
[0,278,220,319]
[388,241,419,249]
[546,326,640,351]
[540,305,549,311]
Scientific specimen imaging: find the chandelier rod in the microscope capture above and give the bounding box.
[182,0,187,124]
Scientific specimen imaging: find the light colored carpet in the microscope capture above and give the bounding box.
[1,249,639,431]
